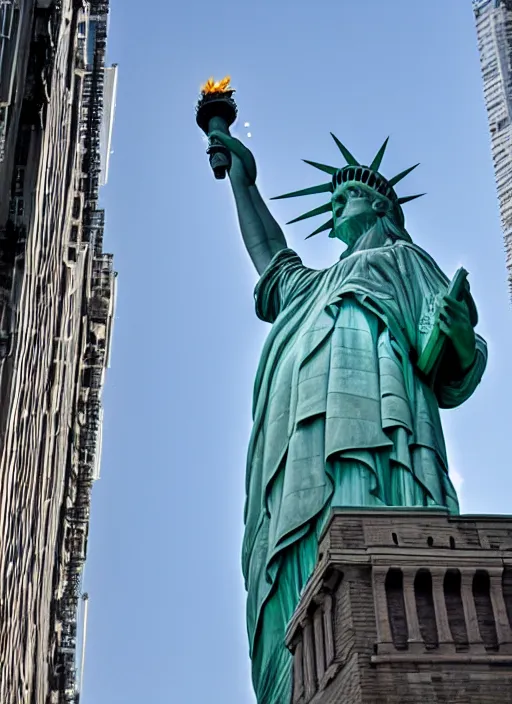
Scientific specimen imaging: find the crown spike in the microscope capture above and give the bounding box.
[388,163,420,187]
[370,137,389,172]
[330,133,359,166]
[302,159,337,175]
[398,193,426,204]
[271,182,333,200]
[305,217,334,239]
[287,202,332,225]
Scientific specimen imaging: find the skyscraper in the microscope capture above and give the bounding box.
[0,1,116,702]
[99,64,118,187]
[473,0,512,291]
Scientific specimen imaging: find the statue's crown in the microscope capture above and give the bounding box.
[272,135,424,239]
[332,164,395,200]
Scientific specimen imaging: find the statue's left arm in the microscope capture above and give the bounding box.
[433,292,487,409]
[392,243,487,409]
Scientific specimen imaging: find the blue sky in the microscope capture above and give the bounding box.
[82,1,512,702]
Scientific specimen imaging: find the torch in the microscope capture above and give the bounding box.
[196,76,238,180]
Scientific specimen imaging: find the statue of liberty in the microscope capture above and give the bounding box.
[208,126,487,704]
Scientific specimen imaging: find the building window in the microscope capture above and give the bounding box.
[385,569,408,650]
[415,569,438,649]
[443,569,468,650]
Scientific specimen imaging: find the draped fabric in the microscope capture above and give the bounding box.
[243,239,487,703]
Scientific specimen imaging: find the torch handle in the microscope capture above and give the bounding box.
[207,116,230,135]
[206,116,231,179]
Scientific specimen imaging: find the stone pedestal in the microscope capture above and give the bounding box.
[286,509,512,703]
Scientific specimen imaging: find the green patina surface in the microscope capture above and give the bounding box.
[206,130,487,704]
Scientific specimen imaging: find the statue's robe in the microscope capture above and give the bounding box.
[243,236,487,703]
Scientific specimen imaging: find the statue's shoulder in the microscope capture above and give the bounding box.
[268,247,304,269]
[269,248,328,277]
[256,248,302,285]
[389,239,420,254]
[388,239,450,286]
[256,247,315,295]
[390,239,439,266]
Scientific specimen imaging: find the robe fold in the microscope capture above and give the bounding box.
[243,239,487,704]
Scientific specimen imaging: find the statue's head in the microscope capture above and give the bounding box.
[273,135,424,247]
[331,162,409,245]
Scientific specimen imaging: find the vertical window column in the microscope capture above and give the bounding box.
[372,566,394,652]
[322,594,335,669]
[430,567,455,650]
[403,567,424,652]
[292,639,304,703]
[488,567,512,646]
[313,605,325,682]
[460,568,486,653]
[303,618,316,701]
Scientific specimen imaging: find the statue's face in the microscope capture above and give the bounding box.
[331,183,389,245]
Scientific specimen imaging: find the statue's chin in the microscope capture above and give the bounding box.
[335,213,377,246]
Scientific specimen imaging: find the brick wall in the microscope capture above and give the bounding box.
[286,510,512,704]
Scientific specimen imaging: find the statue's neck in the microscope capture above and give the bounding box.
[341,221,388,258]
[340,218,411,259]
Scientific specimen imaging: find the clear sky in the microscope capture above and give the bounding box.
[82,1,512,702]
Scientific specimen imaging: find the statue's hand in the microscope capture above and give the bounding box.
[209,131,257,187]
[439,294,476,371]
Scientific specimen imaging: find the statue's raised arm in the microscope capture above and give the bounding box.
[195,77,286,274]
[210,131,287,275]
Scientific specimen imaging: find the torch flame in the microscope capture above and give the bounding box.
[201,75,233,95]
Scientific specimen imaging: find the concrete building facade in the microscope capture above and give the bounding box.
[474,0,512,292]
[0,2,116,702]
